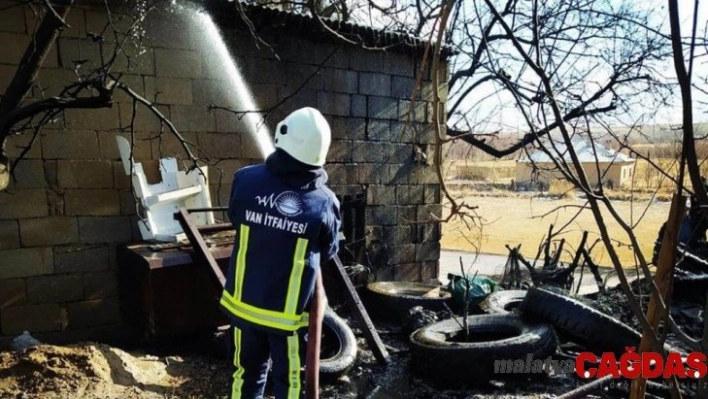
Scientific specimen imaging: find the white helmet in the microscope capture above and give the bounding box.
[274,107,331,167]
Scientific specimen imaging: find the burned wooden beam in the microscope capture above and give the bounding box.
[332,254,390,366]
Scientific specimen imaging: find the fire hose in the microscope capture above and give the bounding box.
[305,270,325,399]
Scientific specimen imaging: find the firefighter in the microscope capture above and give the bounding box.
[220,107,341,399]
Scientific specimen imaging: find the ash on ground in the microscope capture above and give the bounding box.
[1,281,701,398]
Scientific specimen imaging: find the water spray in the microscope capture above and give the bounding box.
[185,6,275,160]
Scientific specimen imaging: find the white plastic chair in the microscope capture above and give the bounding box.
[116,136,215,242]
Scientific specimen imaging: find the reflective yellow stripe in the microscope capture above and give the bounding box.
[231,327,244,398]
[221,292,309,332]
[284,238,308,315]
[286,333,301,399]
[233,224,250,300]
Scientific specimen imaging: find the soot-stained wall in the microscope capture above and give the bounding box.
[0,0,448,343]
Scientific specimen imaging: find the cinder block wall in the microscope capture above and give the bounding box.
[0,1,447,343]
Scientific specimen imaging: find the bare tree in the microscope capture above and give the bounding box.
[0,0,214,193]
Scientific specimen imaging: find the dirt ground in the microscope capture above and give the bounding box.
[3,284,699,399]
[442,195,670,267]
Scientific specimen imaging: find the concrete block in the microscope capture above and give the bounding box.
[0,247,53,279]
[315,44,349,69]
[359,73,391,97]
[421,261,439,282]
[418,222,441,243]
[317,92,350,117]
[382,225,412,244]
[328,140,352,163]
[414,165,439,184]
[98,131,152,160]
[215,109,241,134]
[54,245,110,273]
[155,48,202,78]
[34,68,79,98]
[1,304,63,335]
[118,190,137,216]
[0,189,48,219]
[419,81,435,102]
[424,184,441,204]
[0,64,17,99]
[142,8,197,49]
[112,46,155,76]
[191,78,229,107]
[170,105,215,132]
[392,76,418,100]
[46,187,64,216]
[83,271,119,300]
[0,32,32,65]
[0,220,20,250]
[243,58,288,86]
[366,120,390,142]
[198,132,241,159]
[11,159,46,188]
[241,132,263,160]
[419,124,437,144]
[394,263,421,282]
[388,244,417,265]
[78,216,131,244]
[20,217,79,247]
[350,95,366,118]
[324,69,358,94]
[0,278,26,309]
[325,164,346,185]
[418,204,443,222]
[65,189,120,216]
[118,103,164,132]
[389,163,413,185]
[144,77,193,105]
[330,117,365,141]
[397,205,417,225]
[4,131,42,159]
[367,96,398,120]
[397,185,425,205]
[285,63,323,92]
[358,163,390,185]
[44,160,58,187]
[27,274,83,304]
[390,121,416,144]
[386,144,412,164]
[366,206,397,226]
[384,53,415,77]
[58,37,102,69]
[349,48,384,73]
[41,131,100,159]
[398,100,427,123]
[64,106,121,131]
[416,242,441,262]
[68,298,121,328]
[366,185,396,206]
[57,160,113,188]
[352,142,385,163]
[112,74,146,104]
[150,131,199,159]
[0,2,26,33]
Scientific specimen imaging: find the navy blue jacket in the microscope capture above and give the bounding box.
[220,149,341,334]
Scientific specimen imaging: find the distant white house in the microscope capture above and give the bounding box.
[515,136,635,189]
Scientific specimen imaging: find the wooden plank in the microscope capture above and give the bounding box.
[175,208,227,288]
[630,193,685,399]
[332,254,390,365]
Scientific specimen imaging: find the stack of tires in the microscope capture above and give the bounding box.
[406,286,658,388]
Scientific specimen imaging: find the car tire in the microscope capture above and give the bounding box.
[409,314,558,386]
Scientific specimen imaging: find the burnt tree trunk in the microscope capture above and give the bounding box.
[0,0,75,190]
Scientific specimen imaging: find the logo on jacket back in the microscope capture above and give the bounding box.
[255,191,303,217]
